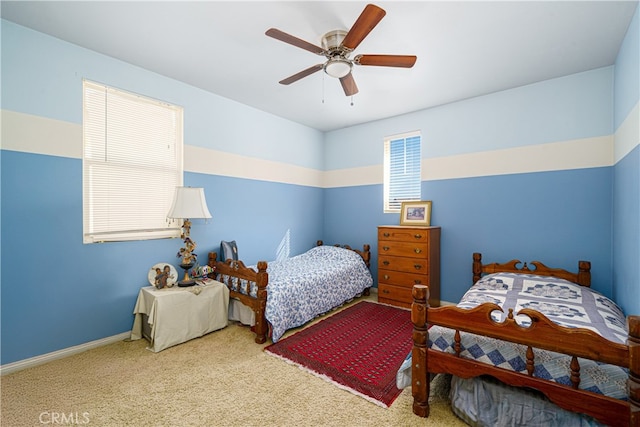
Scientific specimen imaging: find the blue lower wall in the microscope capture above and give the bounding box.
[613,145,640,312]
[324,166,613,303]
[0,151,323,364]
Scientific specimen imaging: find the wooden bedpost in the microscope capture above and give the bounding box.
[577,260,592,287]
[412,284,430,417]
[207,252,218,272]
[361,244,371,268]
[473,252,483,284]
[253,261,269,344]
[629,315,640,426]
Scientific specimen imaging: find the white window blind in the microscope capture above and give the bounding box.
[383,132,422,212]
[83,80,184,243]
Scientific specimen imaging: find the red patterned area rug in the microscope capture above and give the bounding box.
[264,301,413,408]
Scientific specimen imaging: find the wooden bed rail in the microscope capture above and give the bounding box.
[411,284,640,426]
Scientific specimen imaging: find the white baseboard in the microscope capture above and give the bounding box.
[1,331,131,375]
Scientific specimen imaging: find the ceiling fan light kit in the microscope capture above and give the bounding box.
[265,3,417,97]
[324,59,352,78]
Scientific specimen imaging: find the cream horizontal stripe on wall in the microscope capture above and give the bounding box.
[615,102,639,163]
[322,165,382,188]
[1,110,82,159]
[324,136,614,188]
[1,109,324,188]
[185,145,323,188]
[423,136,614,182]
[1,109,630,189]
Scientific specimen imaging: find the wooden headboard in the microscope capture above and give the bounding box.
[472,252,591,287]
[316,240,371,268]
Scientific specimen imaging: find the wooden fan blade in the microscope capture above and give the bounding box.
[341,4,386,51]
[340,73,359,96]
[266,28,324,55]
[279,64,324,85]
[355,54,417,68]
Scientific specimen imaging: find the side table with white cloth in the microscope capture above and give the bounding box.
[130,280,229,352]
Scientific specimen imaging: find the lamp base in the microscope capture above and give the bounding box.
[178,263,196,287]
[178,279,196,287]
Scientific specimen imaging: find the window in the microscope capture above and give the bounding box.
[383,131,422,213]
[83,80,184,243]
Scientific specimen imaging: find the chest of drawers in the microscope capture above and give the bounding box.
[377,225,441,308]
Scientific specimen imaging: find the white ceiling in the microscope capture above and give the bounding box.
[2,1,637,132]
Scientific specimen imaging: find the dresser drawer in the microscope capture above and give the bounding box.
[378,269,428,288]
[378,283,439,308]
[377,284,413,308]
[379,255,429,274]
[379,241,428,258]
[378,227,430,243]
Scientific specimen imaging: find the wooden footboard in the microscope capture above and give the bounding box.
[411,284,640,426]
[207,253,269,344]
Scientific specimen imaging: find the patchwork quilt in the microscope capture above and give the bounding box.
[224,245,373,342]
[399,273,629,400]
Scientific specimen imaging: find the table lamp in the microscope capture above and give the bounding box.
[167,187,212,286]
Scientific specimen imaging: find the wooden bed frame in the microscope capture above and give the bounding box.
[411,252,640,427]
[207,241,371,344]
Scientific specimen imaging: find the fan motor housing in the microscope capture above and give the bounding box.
[322,30,350,56]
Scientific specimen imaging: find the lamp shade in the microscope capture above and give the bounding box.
[167,187,212,219]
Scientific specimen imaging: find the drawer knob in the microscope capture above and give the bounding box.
[383,232,390,237]
[383,246,390,251]
[414,248,422,254]
[384,275,390,280]
[382,289,390,294]
[414,234,422,239]
[383,261,390,266]
[414,280,422,284]
[414,264,422,270]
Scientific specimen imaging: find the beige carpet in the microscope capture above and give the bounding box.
[1,297,467,427]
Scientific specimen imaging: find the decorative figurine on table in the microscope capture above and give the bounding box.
[176,222,198,287]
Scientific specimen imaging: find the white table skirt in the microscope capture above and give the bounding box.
[228,298,256,326]
[130,281,229,352]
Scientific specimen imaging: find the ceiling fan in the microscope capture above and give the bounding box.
[265,3,417,97]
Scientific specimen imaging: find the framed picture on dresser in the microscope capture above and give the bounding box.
[400,201,432,226]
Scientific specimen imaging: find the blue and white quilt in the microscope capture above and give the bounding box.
[398,272,629,400]
[226,245,373,342]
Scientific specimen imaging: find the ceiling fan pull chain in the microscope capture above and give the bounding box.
[350,96,354,107]
[322,73,325,104]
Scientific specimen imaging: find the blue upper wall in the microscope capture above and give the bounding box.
[1,7,639,366]
[1,20,325,170]
[324,67,614,169]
